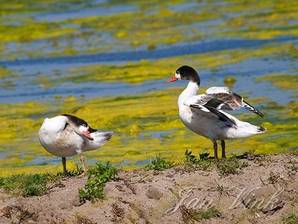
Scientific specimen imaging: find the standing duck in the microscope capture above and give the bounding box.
[168,65,265,159]
[39,114,113,173]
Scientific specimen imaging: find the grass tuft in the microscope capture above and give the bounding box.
[0,167,82,197]
[181,206,221,222]
[79,162,117,203]
[0,173,50,196]
[283,214,298,224]
[184,150,248,175]
[146,156,173,171]
[216,156,248,176]
[184,150,213,170]
[268,171,280,184]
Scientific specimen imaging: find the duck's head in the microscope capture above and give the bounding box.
[168,65,200,85]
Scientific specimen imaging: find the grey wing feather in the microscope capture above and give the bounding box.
[188,102,237,128]
[195,87,264,117]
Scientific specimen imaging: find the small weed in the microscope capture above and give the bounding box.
[79,162,117,203]
[216,156,248,176]
[146,156,172,171]
[287,159,298,172]
[194,207,221,220]
[238,149,259,160]
[0,166,83,197]
[76,215,96,224]
[216,184,225,195]
[268,171,280,184]
[181,205,221,223]
[0,174,49,196]
[282,213,298,224]
[184,150,213,170]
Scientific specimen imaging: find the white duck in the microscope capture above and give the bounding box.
[39,114,113,173]
[169,65,265,159]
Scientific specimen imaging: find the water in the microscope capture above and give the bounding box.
[1,37,296,67]
[1,37,297,104]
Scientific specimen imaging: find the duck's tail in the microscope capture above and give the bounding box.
[227,121,266,139]
[86,131,113,150]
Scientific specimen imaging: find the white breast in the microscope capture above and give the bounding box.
[39,116,84,157]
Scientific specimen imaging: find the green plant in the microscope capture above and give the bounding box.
[181,206,221,222]
[146,156,172,171]
[0,173,49,196]
[0,167,82,197]
[268,171,280,184]
[216,156,248,176]
[282,214,298,224]
[184,150,213,170]
[287,159,298,172]
[79,162,117,203]
[194,207,221,220]
[216,184,225,195]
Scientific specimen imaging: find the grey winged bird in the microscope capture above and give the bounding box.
[169,65,265,159]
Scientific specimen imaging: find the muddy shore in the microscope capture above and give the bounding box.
[0,154,297,224]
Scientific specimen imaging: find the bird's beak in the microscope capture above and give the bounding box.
[168,76,178,82]
[82,131,94,140]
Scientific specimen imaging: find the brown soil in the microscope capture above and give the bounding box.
[0,154,297,224]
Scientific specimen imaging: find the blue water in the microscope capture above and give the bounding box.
[1,36,296,67]
[34,4,137,22]
[0,36,297,104]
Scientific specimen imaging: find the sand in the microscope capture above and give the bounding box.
[0,154,297,224]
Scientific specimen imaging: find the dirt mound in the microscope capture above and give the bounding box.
[0,154,297,224]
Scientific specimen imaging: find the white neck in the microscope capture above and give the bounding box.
[178,81,199,107]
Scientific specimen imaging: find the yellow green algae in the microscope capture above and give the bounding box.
[0,67,11,78]
[0,0,298,176]
[60,42,296,85]
[2,0,298,59]
[256,73,298,90]
[214,0,298,39]
[0,88,297,176]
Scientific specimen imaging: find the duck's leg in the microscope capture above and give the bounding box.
[213,141,218,160]
[79,154,88,173]
[221,140,226,158]
[62,157,67,174]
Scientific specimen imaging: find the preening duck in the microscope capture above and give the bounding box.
[39,114,113,173]
[169,65,265,159]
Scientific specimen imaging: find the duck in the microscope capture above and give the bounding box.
[168,65,265,159]
[38,114,113,173]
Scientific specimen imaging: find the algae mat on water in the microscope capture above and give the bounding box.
[0,87,297,176]
[1,0,298,59]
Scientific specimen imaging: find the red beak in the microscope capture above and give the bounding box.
[82,131,94,140]
[168,76,178,82]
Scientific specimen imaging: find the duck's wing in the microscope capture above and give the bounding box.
[184,95,237,128]
[62,114,89,127]
[196,87,264,117]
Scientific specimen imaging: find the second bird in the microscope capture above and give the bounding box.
[39,114,113,173]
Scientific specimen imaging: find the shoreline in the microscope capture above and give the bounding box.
[0,153,297,224]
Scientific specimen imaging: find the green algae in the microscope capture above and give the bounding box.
[0,0,298,176]
[216,0,298,39]
[224,76,237,88]
[0,67,11,78]
[51,41,296,85]
[0,87,297,175]
[256,73,298,91]
[2,0,298,59]
[0,22,73,43]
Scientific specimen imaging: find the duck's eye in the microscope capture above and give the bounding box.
[63,122,69,130]
[82,123,87,127]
